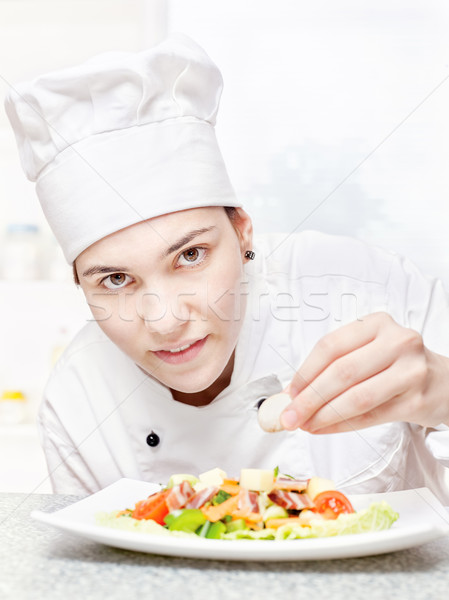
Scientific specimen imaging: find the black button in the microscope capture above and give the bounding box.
[255,397,267,410]
[146,431,160,447]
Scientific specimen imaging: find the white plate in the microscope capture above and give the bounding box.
[32,479,449,561]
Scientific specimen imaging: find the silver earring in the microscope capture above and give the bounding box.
[245,250,255,260]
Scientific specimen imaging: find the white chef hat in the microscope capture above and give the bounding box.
[4,34,241,263]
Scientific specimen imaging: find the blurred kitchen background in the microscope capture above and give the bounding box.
[0,0,448,493]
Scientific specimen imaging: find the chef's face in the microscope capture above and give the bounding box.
[75,207,253,403]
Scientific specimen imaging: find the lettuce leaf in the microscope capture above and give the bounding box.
[222,502,399,541]
[95,511,196,538]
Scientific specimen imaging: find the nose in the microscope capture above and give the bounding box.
[137,287,192,335]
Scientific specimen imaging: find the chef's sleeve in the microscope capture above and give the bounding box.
[386,253,449,467]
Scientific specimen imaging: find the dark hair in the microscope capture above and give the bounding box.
[73,262,79,285]
[224,206,238,222]
[72,206,238,286]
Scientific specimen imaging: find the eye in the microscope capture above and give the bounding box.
[102,273,132,289]
[177,247,206,267]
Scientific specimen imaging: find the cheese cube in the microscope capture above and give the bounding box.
[239,468,274,492]
[306,476,336,500]
[198,467,227,486]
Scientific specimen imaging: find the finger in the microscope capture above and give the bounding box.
[305,395,404,434]
[287,336,397,428]
[302,364,411,433]
[289,315,381,398]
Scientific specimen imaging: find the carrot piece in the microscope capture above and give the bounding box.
[231,510,263,523]
[220,483,241,495]
[265,517,307,529]
[242,520,264,531]
[201,494,239,522]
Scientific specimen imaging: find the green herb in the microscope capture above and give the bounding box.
[212,490,232,505]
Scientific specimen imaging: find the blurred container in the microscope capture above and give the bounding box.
[1,223,41,280]
[0,390,27,425]
[42,235,72,282]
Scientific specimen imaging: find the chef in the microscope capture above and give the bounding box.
[5,35,449,501]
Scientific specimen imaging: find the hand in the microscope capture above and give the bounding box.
[280,312,449,433]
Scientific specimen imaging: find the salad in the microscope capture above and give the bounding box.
[97,467,398,540]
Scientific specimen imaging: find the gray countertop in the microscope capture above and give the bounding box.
[2,492,449,600]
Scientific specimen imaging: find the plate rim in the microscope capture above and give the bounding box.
[31,479,449,562]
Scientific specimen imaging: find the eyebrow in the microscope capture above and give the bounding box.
[81,265,129,278]
[164,226,216,256]
[81,226,217,278]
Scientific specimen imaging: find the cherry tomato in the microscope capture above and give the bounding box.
[313,490,355,520]
[132,489,170,524]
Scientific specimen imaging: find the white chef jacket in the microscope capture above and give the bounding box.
[38,231,449,502]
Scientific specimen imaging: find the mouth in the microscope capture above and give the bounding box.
[166,343,194,353]
[153,336,208,365]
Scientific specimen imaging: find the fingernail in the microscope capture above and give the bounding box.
[281,409,298,430]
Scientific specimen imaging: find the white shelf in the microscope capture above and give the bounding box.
[0,279,90,415]
[0,282,89,493]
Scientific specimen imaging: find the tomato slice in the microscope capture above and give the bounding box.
[313,490,354,520]
[132,489,170,524]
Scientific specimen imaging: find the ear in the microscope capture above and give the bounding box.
[231,208,253,260]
